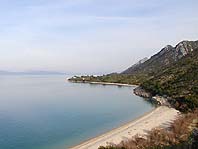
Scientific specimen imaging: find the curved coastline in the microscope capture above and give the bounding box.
[70,106,179,149]
[68,80,138,88]
[69,81,180,149]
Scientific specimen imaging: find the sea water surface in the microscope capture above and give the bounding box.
[0,75,154,149]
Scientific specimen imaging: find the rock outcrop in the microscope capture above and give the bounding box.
[133,87,152,98]
[151,96,171,106]
[134,87,171,106]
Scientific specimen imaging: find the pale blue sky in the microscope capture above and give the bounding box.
[0,0,198,74]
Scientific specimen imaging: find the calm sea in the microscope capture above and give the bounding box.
[0,75,154,149]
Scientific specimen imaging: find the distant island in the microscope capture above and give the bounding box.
[69,40,198,149]
[0,70,65,75]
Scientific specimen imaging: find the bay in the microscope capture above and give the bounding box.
[0,75,154,149]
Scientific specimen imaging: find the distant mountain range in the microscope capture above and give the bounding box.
[122,40,198,74]
[0,70,65,75]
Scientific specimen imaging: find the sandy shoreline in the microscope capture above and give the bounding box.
[71,106,179,149]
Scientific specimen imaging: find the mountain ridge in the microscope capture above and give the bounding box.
[122,40,198,74]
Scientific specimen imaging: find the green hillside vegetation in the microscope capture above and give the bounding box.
[69,73,147,85]
[141,48,198,111]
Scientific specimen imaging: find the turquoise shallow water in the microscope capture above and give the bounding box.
[0,75,154,149]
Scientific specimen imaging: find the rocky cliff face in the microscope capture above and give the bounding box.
[175,41,196,59]
[133,87,152,98]
[122,40,198,74]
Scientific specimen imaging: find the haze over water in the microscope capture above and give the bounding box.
[0,75,154,149]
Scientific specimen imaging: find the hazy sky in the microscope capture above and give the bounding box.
[0,0,197,74]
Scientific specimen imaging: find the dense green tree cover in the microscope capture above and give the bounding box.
[141,49,198,111]
[68,73,147,85]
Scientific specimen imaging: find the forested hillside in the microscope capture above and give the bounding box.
[142,48,198,111]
